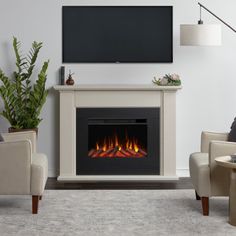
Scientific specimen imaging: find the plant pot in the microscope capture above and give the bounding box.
[8,127,38,136]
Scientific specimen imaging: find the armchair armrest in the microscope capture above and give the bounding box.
[31,153,48,196]
[209,140,236,196]
[2,131,37,153]
[209,141,236,165]
[201,131,228,153]
[0,140,32,194]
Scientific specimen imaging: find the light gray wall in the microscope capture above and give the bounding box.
[0,0,236,176]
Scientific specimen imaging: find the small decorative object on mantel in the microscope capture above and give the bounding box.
[66,70,75,85]
[152,74,181,86]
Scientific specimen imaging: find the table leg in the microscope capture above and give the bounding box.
[229,169,236,226]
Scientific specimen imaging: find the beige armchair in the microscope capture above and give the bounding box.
[0,131,48,214]
[189,131,236,216]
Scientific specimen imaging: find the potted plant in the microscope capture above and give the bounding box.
[0,37,49,134]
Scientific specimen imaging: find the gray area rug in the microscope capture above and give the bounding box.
[0,190,235,236]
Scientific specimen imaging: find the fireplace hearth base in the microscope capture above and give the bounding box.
[57,175,179,182]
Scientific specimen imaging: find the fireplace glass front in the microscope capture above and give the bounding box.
[88,119,147,159]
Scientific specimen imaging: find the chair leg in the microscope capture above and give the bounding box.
[201,197,209,216]
[32,195,39,214]
[195,191,200,200]
[39,195,42,200]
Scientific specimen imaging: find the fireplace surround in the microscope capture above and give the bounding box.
[54,84,181,181]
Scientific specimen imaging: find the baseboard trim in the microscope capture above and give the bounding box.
[177,169,190,177]
[49,169,190,178]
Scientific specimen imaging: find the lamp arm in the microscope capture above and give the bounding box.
[198,2,236,33]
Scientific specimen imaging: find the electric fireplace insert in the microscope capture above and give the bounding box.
[76,108,160,175]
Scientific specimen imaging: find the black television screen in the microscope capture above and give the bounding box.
[62,6,173,63]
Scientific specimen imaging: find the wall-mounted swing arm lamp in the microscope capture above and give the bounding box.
[180,2,236,46]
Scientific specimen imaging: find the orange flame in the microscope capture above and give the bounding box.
[96,143,99,150]
[103,138,107,151]
[90,133,146,158]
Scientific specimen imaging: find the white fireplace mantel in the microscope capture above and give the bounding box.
[53,84,182,91]
[54,84,181,182]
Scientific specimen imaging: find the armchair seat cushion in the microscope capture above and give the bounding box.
[31,153,48,196]
[189,152,211,197]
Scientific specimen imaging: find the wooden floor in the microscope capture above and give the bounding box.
[46,177,193,190]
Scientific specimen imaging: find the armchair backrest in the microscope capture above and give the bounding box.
[201,131,228,153]
[201,131,232,196]
[0,140,32,194]
[2,131,37,153]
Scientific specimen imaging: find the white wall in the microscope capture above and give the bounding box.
[0,0,236,177]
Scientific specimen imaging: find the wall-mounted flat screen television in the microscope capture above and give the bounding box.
[62,6,173,63]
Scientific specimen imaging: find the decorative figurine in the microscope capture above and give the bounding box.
[66,70,75,85]
[152,73,181,86]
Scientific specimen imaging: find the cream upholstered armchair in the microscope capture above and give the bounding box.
[189,131,236,216]
[0,131,48,214]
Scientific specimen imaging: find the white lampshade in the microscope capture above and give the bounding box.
[180,24,222,46]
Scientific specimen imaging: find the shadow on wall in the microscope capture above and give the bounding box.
[1,41,15,73]
[0,100,9,133]
[51,67,62,175]
[0,117,8,133]
[48,86,60,176]
[0,41,15,132]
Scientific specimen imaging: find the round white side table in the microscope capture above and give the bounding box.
[215,156,236,226]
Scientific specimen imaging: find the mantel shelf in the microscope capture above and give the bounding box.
[53,84,182,92]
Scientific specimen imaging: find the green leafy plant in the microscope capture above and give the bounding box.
[0,37,49,129]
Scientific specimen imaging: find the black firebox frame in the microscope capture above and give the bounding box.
[76,108,160,175]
